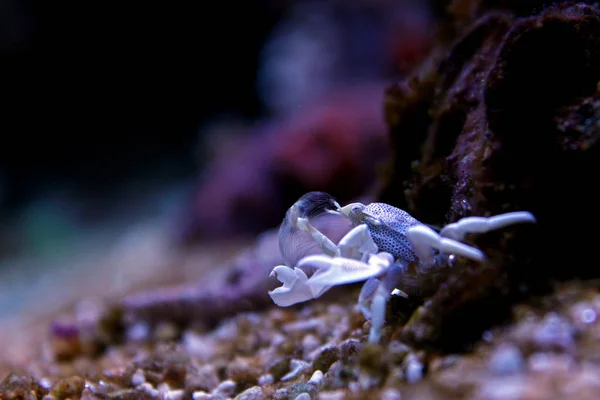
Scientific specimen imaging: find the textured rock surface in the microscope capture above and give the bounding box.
[380,0,600,349]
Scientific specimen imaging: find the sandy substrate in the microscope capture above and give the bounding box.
[2,216,600,399]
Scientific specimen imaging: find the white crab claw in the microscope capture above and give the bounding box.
[268,266,315,307]
[300,252,393,287]
[269,265,301,284]
[440,211,536,241]
[295,254,336,271]
[269,265,333,306]
[407,225,485,263]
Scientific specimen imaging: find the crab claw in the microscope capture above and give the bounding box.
[268,266,313,307]
[268,266,332,307]
[300,252,393,287]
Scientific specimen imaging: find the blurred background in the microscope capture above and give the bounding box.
[0,0,437,324]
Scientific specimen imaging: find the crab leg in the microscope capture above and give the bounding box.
[358,277,380,319]
[406,224,486,265]
[439,211,536,241]
[366,263,405,343]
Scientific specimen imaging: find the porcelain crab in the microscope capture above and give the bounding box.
[268,192,536,342]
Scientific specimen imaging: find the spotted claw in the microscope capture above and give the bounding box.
[299,252,394,287]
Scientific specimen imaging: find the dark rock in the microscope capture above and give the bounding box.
[380,2,600,350]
